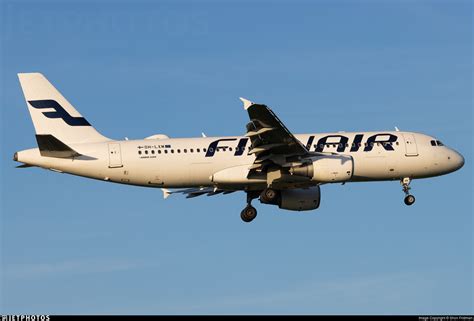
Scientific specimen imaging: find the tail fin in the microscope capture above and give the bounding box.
[18,73,109,144]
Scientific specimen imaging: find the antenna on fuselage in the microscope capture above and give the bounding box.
[395,126,400,132]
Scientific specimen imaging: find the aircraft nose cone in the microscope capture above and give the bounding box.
[456,152,465,169]
[451,150,464,171]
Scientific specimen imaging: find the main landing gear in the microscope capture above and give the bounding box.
[401,177,416,206]
[241,191,259,223]
[260,187,279,204]
[240,188,280,222]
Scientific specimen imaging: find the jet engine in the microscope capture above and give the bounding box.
[260,186,321,211]
[289,155,354,183]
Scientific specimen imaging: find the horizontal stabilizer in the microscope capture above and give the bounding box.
[35,134,82,158]
[16,163,34,168]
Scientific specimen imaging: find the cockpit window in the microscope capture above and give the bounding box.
[436,140,444,146]
[431,140,437,146]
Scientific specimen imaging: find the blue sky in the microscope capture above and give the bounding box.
[1,0,472,315]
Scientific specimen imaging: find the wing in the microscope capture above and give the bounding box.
[240,98,311,172]
[161,99,320,199]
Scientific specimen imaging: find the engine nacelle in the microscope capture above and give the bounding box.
[278,186,321,211]
[290,155,353,183]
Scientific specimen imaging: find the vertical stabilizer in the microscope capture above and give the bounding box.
[18,73,109,144]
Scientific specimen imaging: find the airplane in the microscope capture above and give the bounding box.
[13,73,465,223]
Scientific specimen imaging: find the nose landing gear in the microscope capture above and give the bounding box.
[401,177,415,206]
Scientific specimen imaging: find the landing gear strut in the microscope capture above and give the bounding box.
[241,191,259,223]
[401,177,415,206]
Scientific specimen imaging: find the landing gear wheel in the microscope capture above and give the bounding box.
[261,188,278,203]
[240,205,257,223]
[265,188,277,201]
[404,195,416,206]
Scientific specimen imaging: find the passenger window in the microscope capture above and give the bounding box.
[203,148,207,152]
[396,142,399,145]
[229,147,233,151]
[171,150,174,153]
[190,148,194,153]
[151,150,155,154]
[164,150,168,154]
[177,149,181,153]
[197,148,200,152]
[436,140,444,146]
[184,149,187,153]
[145,150,148,155]
[138,151,142,155]
[158,150,161,154]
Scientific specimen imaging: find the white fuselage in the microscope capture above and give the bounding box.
[15,131,464,189]
[14,73,466,219]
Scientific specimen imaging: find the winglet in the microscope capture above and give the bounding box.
[239,97,254,110]
[162,188,171,200]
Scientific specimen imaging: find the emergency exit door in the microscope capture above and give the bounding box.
[108,143,123,168]
[402,133,418,157]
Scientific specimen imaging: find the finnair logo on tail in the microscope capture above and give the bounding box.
[28,100,91,126]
